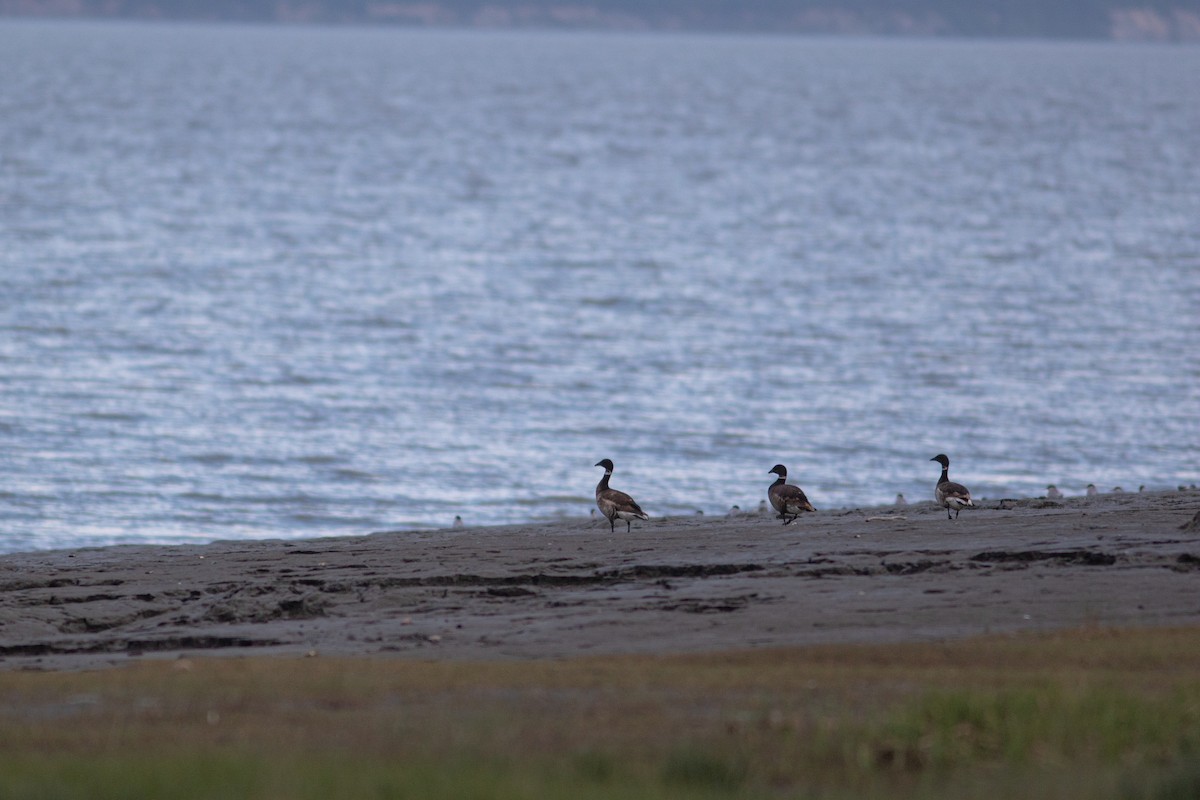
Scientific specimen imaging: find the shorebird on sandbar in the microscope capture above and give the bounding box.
[767,464,816,525]
[593,459,649,533]
[930,454,973,520]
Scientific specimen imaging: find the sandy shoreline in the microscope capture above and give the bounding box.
[1,490,1198,671]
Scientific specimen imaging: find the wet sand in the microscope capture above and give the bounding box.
[1,490,1198,671]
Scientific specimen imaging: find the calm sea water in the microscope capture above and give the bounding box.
[1,21,1198,552]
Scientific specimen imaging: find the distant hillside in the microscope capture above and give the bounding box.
[3,0,1200,40]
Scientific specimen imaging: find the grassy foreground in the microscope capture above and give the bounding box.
[2,627,1199,800]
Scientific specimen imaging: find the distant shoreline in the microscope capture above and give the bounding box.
[2,4,1200,43]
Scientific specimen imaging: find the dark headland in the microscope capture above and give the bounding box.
[3,0,1200,41]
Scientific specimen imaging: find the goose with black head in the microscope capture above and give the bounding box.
[930,454,973,520]
[767,464,816,525]
[593,459,649,533]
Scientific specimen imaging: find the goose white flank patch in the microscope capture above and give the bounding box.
[930,454,974,520]
[593,459,649,533]
[767,464,816,525]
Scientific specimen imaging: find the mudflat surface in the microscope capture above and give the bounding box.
[1,491,1198,671]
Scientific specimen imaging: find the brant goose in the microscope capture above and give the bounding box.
[593,459,649,533]
[767,464,816,525]
[930,454,973,520]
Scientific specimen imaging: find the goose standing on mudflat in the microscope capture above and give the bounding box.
[767,464,816,525]
[593,459,649,533]
[930,454,973,520]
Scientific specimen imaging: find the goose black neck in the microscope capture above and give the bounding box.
[596,471,611,491]
[937,466,950,486]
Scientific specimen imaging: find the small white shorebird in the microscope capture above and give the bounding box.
[895,493,907,507]
[593,459,649,533]
[1046,485,1063,499]
[767,464,816,525]
[930,454,974,520]
[1086,483,1098,497]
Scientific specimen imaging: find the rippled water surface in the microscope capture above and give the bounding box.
[1,21,1198,552]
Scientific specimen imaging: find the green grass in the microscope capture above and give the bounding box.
[2,626,1199,799]
[876,683,1200,768]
